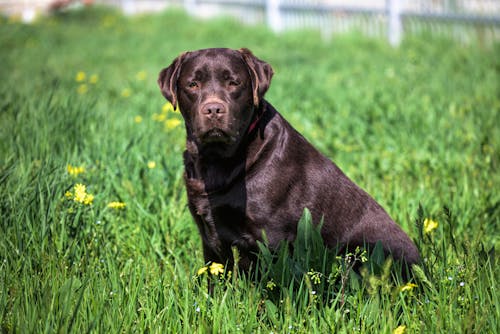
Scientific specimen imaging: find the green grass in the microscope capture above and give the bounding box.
[1,6,499,333]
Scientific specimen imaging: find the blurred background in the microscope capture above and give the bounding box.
[1,0,499,45]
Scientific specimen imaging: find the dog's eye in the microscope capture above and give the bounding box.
[188,81,198,88]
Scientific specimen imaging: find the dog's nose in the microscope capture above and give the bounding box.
[202,102,226,115]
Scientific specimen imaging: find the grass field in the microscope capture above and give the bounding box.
[0,7,499,333]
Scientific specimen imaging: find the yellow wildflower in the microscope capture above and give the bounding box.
[134,115,143,123]
[147,161,156,169]
[162,102,174,113]
[83,194,94,205]
[152,113,166,122]
[77,84,88,95]
[74,183,87,203]
[64,191,73,199]
[400,282,418,292]
[75,71,86,82]
[136,71,147,81]
[209,262,224,276]
[197,266,208,276]
[393,325,406,334]
[67,164,85,177]
[73,183,93,205]
[165,118,181,130]
[89,74,99,84]
[107,201,126,210]
[121,88,131,98]
[423,218,438,234]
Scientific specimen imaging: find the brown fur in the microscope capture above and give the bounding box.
[158,48,420,271]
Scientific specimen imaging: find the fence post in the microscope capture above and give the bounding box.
[387,0,402,46]
[122,0,136,15]
[184,0,197,16]
[266,0,283,32]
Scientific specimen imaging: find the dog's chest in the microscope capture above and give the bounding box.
[185,176,252,248]
[186,176,246,219]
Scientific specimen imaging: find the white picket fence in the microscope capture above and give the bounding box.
[102,0,500,45]
[2,0,499,45]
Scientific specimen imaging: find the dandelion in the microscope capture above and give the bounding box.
[89,74,99,84]
[107,201,126,210]
[134,115,143,123]
[423,218,438,234]
[75,71,86,82]
[147,161,156,169]
[209,262,224,276]
[74,183,87,202]
[136,71,147,81]
[67,164,85,177]
[152,113,166,122]
[73,183,94,205]
[393,325,406,334]
[77,84,88,95]
[197,266,208,276]
[65,191,73,198]
[162,102,174,113]
[83,193,94,205]
[121,88,131,98]
[400,282,418,292]
[165,118,181,130]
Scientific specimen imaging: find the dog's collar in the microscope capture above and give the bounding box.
[248,105,265,134]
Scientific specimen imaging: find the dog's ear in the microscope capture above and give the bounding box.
[157,52,188,110]
[238,48,274,107]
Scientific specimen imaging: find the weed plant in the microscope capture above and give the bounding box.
[0,7,498,333]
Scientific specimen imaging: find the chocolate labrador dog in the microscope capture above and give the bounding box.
[158,48,419,272]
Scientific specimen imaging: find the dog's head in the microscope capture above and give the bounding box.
[158,48,273,157]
